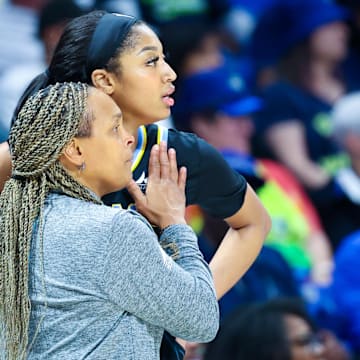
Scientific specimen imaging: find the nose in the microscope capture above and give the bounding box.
[121,126,135,147]
[125,132,135,147]
[163,60,177,83]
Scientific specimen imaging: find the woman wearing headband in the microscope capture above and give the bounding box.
[0,82,219,359]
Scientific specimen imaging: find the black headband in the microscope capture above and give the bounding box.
[86,13,138,78]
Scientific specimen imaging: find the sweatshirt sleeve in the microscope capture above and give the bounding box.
[102,210,219,343]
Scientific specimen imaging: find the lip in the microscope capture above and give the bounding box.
[163,85,175,97]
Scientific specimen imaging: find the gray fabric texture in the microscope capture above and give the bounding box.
[27,192,219,359]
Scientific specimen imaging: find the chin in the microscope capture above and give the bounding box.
[120,175,132,189]
[105,181,128,195]
[149,109,171,124]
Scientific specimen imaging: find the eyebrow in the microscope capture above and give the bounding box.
[137,45,158,55]
[112,112,122,122]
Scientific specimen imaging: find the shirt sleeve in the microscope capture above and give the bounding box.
[168,129,247,218]
[102,210,219,343]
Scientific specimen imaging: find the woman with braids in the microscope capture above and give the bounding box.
[0,10,271,358]
[0,82,219,359]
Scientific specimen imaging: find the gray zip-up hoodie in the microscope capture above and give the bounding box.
[27,193,219,359]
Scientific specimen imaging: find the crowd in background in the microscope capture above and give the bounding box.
[2,0,360,359]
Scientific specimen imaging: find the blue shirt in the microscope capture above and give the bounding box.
[255,81,347,175]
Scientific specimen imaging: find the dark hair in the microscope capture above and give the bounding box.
[37,0,85,39]
[48,10,107,84]
[276,39,314,90]
[204,298,316,360]
[12,10,142,128]
[159,17,217,77]
[277,36,344,90]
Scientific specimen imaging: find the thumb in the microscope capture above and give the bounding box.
[127,179,146,205]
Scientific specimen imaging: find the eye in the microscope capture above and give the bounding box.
[146,56,159,66]
[113,124,120,133]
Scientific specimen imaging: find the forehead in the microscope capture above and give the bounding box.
[130,23,163,52]
[88,89,120,119]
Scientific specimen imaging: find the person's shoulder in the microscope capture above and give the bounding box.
[168,128,214,153]
[255,80,305,130]
[46,192,127,223]
[145,123,205,150]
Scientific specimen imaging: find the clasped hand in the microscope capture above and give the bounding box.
[127,142,187,229]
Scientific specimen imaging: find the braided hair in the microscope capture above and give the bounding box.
[0,82,102,359]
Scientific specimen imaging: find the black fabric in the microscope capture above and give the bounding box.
[86,13,137,77]
[160,333,185,360]
[102,124,247,219]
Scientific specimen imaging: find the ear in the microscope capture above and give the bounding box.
[59,138,85,171]
[91,69,116,96]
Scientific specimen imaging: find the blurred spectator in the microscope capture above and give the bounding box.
[330,229,360,355]
[0,0,47,73]
[181,246,300,360]
[38,0,85,64]
[251,0,351,197]
[0,0,48,140]
[173,64,334,288]
[136,0,227,28]
[204,297,350,360]
[220,0,280,51]
[160,17,223,79]
[337,0,360,90]
[158,16,255,106]
[0,0,84,141]
[94,0,141,17]
[314,92,360,248]
[136,0,257,86]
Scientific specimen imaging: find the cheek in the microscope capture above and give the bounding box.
[312,29,347,56]
[111,139,132,167]
[117,85,153,113]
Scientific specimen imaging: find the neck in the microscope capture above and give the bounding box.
[308,58,344,102]
[123,117,141,150]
